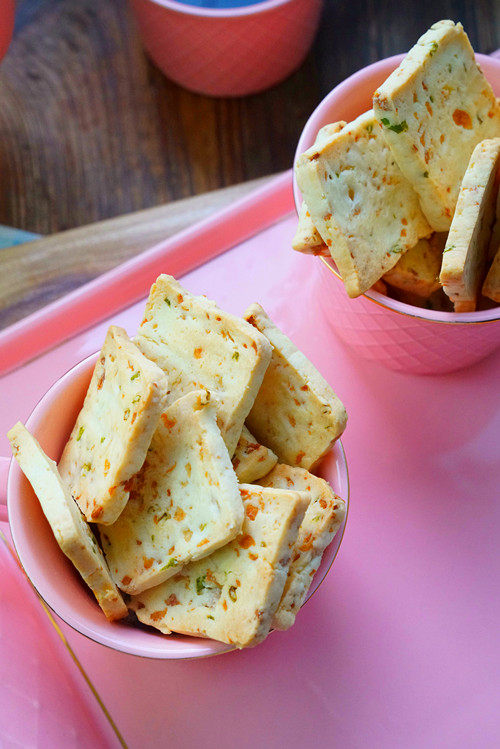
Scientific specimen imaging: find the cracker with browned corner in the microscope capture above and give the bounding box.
[295,111,431,296]
[440,138,500,311]
[59,326,169,525]
[244,304,347,470]
[129,485,309,648]
[373,20,500,232]
[231,425,278,483]
[384,233,447,297]
[135,275,272,456]
[8,423,127,621]
[101,391,243,595]
[260,464,345,630]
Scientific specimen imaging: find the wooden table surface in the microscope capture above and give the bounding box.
[0,0,498,328]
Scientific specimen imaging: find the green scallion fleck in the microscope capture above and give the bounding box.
[164,297,171,305]
[228,586,237,602]
[124,408,131,420]
[380,117,408,134]
[429,41,438,55]
[207,615,214,620]
[164,558,177,569]
[130,371,140,381]
[423,171,429,178]
[196,575,206,595]
[232,351,239,361]
[76,426,85,441]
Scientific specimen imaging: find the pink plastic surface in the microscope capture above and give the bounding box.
[0,180,499,745]
[293,54,500,373]
[129,0,323,96]
[0,525,121,748]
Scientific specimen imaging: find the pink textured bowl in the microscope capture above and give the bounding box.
[2,352,349,659]
[293,54,500,375]
[128,0,324,97]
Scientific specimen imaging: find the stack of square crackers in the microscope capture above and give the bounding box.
[295,20,500,312]
[8,275,347,649]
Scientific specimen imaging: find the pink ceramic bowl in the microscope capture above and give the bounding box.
[0,352,349,659]
[129,0,324,97]
[293,54,500,375]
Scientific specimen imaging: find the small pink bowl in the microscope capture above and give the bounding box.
[1,352,349,659]
[293,54,500,375]
[128,0,324,97]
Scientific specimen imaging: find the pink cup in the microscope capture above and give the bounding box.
[129,0,324,97]
[0,0,15,62]
[0,352,349,659]
[293,54,500,375]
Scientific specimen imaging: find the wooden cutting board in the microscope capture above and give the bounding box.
[0,175,275,331]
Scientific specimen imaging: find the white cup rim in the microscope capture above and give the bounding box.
[140,0,297,20]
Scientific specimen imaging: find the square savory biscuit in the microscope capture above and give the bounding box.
[135,275,272,456]
[231,425,278,484]
[101,390,244,595]
[8,423,127,621]
[383,233,446,297]
[295,110,432,296]
[293,123,346,256]
[440,138,500,311]
[292,202,329,256]
[373,20,500,232]
[260,464,346,630]
[244,304,347,470]
[58,325,169,525]
[129,484,309,648]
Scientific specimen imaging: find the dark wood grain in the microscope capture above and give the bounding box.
[0,0,497,235]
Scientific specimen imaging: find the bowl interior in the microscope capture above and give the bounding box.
[292,53,500,323]
[145,0,296,19]
[8,354,349,659]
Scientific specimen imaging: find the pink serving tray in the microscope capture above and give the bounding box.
[0,173,499,748]
[0,524,124,748]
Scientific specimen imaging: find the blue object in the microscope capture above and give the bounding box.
[172,0,266,8]
[0,225,40,250]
